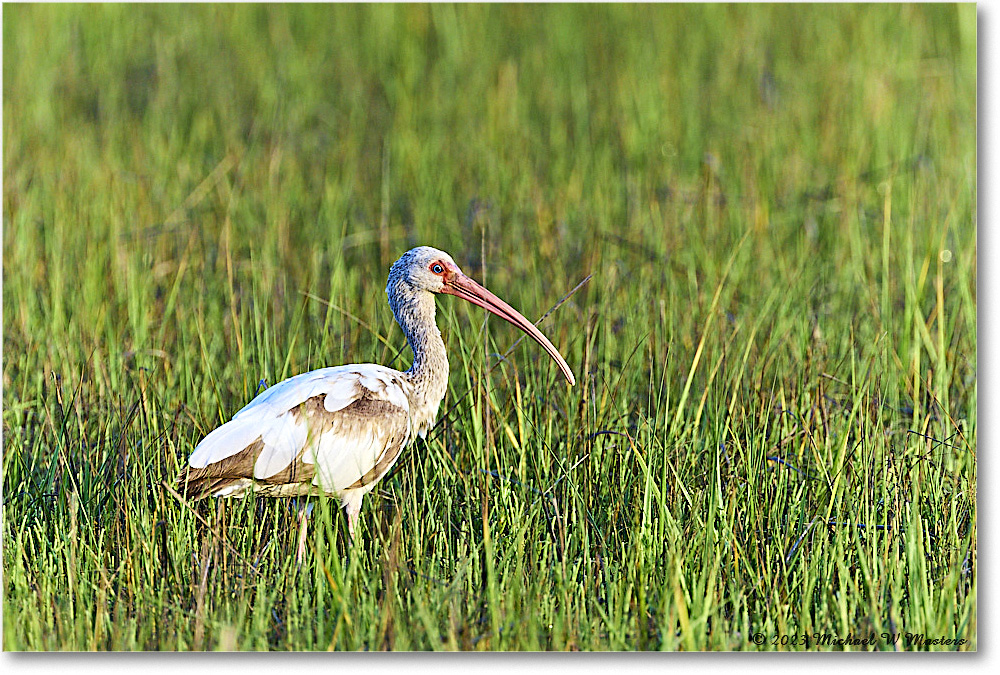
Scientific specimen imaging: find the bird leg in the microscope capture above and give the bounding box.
[294,501,313,566]
[342,494,363,544]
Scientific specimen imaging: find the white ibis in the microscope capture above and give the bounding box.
[178,246,575,550]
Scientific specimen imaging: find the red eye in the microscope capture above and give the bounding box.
[430,262,445,275]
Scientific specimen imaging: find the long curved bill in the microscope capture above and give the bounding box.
[442,272,576,385]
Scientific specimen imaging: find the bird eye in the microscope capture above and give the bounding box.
[430,263,445,275]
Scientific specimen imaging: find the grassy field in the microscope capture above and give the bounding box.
[2,3,976,651]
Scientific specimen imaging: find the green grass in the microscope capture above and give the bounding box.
[3,3,976,651]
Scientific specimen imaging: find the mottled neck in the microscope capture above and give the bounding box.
[388,286,450,409]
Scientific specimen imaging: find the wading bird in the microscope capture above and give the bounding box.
[178,246,575,554]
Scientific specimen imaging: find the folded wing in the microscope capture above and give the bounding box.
[179,365,412,499]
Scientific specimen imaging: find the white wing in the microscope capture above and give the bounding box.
[185,364,412,496]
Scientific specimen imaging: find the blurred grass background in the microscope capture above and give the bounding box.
[3,3,976,650]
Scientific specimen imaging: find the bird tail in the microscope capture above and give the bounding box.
[176,415,264,499]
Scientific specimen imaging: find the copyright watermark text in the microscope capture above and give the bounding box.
[749,632,969,648]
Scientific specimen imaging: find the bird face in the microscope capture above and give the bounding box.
[391,246,461,294]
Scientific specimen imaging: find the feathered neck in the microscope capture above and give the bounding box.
[387,282,450,411]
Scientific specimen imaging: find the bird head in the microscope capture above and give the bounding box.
[386,246,576,385]
[387,246,460,295]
